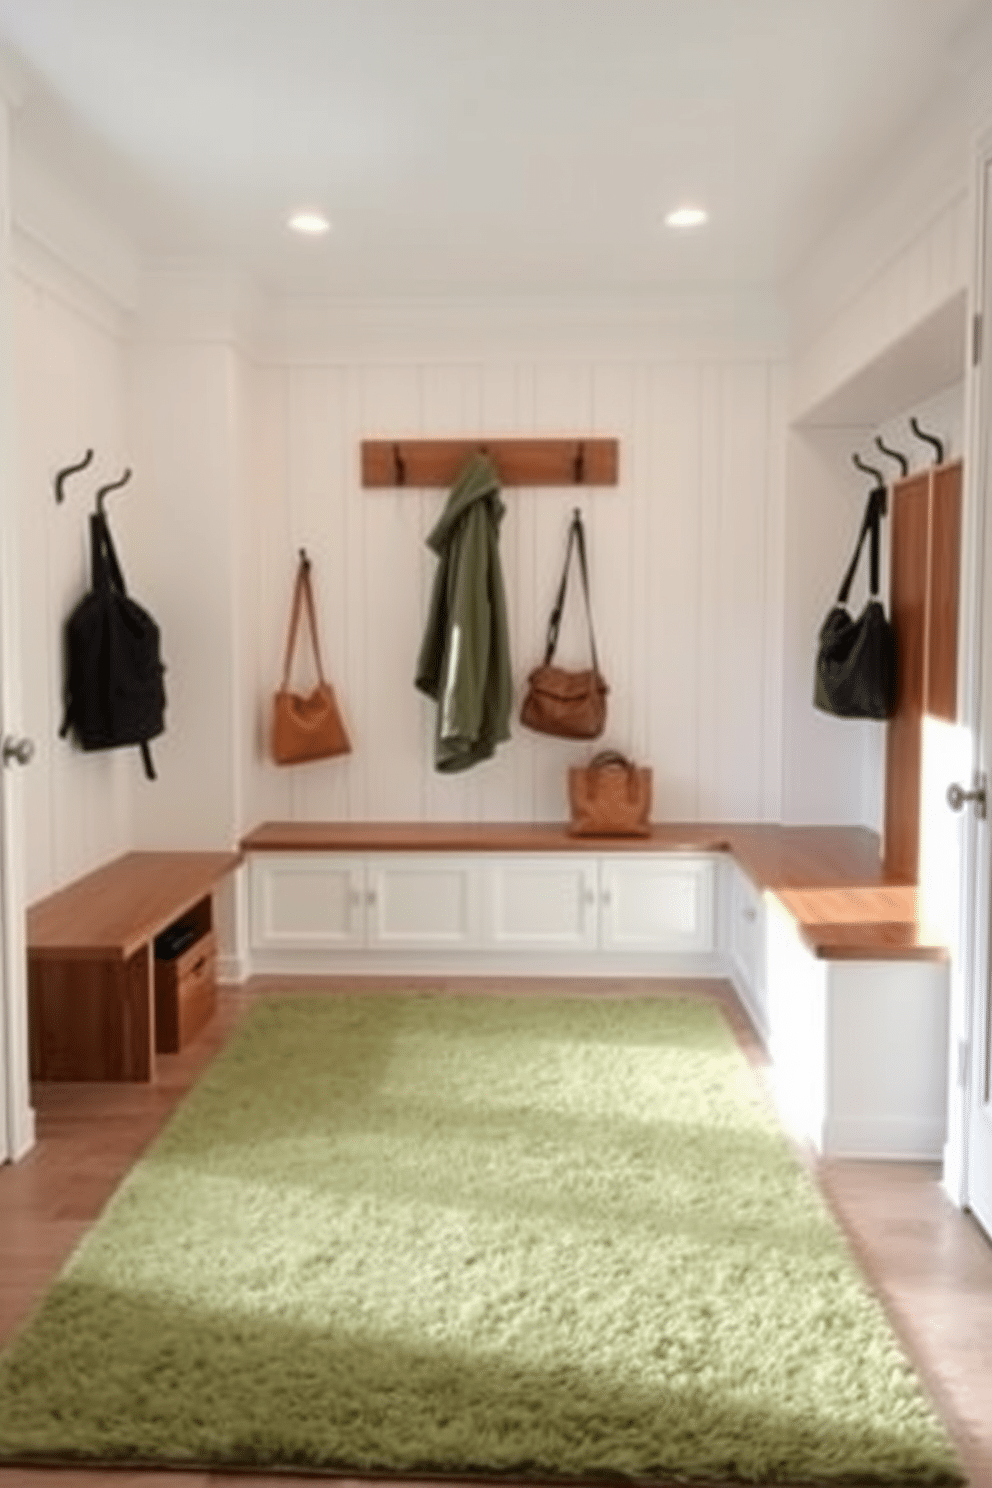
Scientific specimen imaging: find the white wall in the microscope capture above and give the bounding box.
[13,238,135,901]
[234,330,788,833]
[126,336,245,850]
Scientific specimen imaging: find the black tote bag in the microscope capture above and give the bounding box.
[814,485,897,720]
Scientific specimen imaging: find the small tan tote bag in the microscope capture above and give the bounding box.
[568,751,652,837]
[272,551,351,765]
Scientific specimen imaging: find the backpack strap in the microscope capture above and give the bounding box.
[91,510,128,595]
[542,508,601,675]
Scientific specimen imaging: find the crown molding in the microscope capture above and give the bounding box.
[11,142,139,312]
[786,88,970,356]
[0,47,27,110]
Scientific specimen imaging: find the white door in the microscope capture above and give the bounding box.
[0,93,35,1163]
[964,141,992,1241]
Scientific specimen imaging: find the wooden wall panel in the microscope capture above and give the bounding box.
[927,462,962,723]
[884,475,930,880]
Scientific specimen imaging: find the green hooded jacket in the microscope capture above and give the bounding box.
[415,453,513,772]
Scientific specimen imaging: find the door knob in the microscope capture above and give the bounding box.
[1,735,34,767]
[947,779,987,818]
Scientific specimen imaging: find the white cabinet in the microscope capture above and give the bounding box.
[600,857,714,953]
[248,850,717,969]
[728,862,766,1035]
[367,856,480,950]
[250,854,364,950]
[487,856,599,951]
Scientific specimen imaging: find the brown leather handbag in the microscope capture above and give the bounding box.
[521,508,608,739]
[568,751,652,837]
[272,551,351,765]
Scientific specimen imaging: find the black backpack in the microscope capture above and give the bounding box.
[60,508,166,779]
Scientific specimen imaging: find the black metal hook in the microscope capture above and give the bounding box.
[909,417,945,467]
[852,454,888,515]
[54,448,94,504]
[852,453,886,485]
[392,443,406,487]
[95,468,132,516]
[874,435,908,478]
[298,546,310,569]
[573,441,586,485]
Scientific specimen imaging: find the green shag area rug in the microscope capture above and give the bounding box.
[0,994,963,1485]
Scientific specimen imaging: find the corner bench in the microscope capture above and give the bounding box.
[240,821,951,1160]
[27,851,241,1082]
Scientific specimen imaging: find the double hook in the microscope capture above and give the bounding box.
[53,451,133,513]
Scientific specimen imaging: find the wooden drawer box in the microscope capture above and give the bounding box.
[154,928,217,1053]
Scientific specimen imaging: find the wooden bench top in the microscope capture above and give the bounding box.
[240,820,946,964]
[27,851,242,962]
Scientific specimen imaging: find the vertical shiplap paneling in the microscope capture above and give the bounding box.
[711,364,773,820]
[695,365,725,818]
[245,364,294,828]
[525,363,598,822]
[243,344,786,828]
[644,364,704,820]
[15,275,134,902]
[474,362,523,820]
[284,367,354,823]
[589,363,636,763]
[761,364,789,820]
[359,363,432,820]
[506,362,539,817]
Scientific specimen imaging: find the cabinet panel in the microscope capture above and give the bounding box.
[368,856,479,949]
[250,855,364,949]
[487,857,598,950]
[729,863,766,1033]
[600,857,715,953]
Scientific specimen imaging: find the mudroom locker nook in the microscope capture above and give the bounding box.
[0,5,992,1256]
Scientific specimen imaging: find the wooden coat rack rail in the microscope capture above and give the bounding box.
[361,437,619,489]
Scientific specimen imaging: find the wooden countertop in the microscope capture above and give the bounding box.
[240,820,946,964]
[27,851,242,961]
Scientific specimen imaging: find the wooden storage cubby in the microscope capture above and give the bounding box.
[27,852,239,1081]
[153,894,217,1054]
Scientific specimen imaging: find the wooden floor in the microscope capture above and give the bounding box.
[1,975,991,1488]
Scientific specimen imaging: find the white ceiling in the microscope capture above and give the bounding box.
[0,0,983,299]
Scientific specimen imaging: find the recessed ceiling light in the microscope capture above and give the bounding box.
[288,211,331,236]
[665,205,708,230]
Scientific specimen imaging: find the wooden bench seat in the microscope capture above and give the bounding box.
[239,820,947,963]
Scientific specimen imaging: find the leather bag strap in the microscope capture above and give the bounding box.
[543,508,601,673]
[281,554,327,688]
[837,486,886,604]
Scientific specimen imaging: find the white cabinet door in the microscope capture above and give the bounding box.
[729,863,766,1033]
[250,854,365,950]
[367,855,480,950]
[600,857,715,953]
[487,855,599,951]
